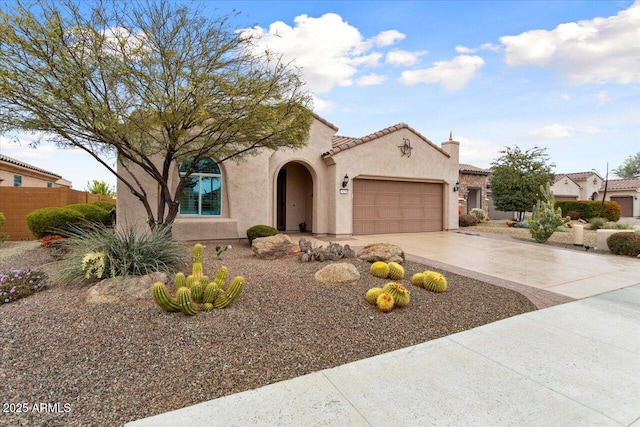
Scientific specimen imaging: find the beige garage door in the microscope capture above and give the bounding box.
[611,196,633,217]
[353,179,443,235]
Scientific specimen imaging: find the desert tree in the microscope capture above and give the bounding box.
[86,179,116,198]
[488,146,555,221]
[612,153,640,179]
[0,0,313,228]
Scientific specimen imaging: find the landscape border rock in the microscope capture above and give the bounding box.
[357,243,405,264]
[86,272,167,304]
[252,234,300,259]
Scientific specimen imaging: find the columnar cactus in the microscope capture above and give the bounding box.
[186,275,197,288]
[174,272,187,288]
[191,282,204,303]
[365,287,384,305]
[213,276,245,309]
[192,243,204,264]
[202,282,223,304]
[152,282,180,312]
[370,261,390,279]
[192,262,204,280]
[382,282,410,307]
[213,266,228,288]
[387,262,405,280]
[376,292,395,313]
[177,287,198,315]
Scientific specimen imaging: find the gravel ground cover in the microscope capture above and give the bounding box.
[0,240,536,426]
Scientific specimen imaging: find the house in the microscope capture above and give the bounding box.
[0,154,72,188]
[602,178,640,218]
[458,163,490,215]
[552,172,602,201]
[116,116,461,240]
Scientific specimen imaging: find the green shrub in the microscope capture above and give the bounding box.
[600,222,635,230]
[0,212,8,243]
[469,208,486,222]
[458,215,478,227]
[66,203,111,225]
[514,221,529,228]
[91,201,116,212]
[588,217,607,230]
[26,207,85,238]
[56,222,188,285]
[528,183,570,243]
[555,200,621,221]
[607,232,640,257]
[246,225,278,245]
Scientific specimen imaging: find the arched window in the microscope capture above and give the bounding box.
[179,158,221,216]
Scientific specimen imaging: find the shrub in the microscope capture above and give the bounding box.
[56,222,188,285]
[458,214,478,227]
[0,268,48,305]
[26,206,85,238]
[555,200,621,221]
[588,217,607,230]
[607,232,640,257]
[66,203,111,225]
[469,208,486,222]
[513,221,529,228]
[90,201,116,212]
[0,212,8,243]
[567,210,581,220]
[528,183,570,243]
[246,225,278,245]
[600,222,635,230]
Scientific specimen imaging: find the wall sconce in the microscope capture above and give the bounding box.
[342,174,349,188]
[635,195,638,200]
[453,180,460,192]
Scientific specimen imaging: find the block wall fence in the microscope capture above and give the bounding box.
[0,187,115,240]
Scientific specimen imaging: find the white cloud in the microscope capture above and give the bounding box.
[240,14,405,93]
[455,45,475,54]
[457,136,502,167]
[385,49,427,66]
[561,93,571,100]
[479,42,501,52]
[500,2,640,84]
[357,73,387,86]
[311,95,335,113]
[579,125,604,134]
[595,90,611,103]
[398,55,485,90]
[529,124,574,139]
[372,30,405,46]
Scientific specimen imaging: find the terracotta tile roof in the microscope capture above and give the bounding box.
[601,178,640,191]
[0,154,61,178]
[459,163,490,175]
[558,171,601,181]
[312,113,338,132]
[554,174,580,186]
[324,123,449,158]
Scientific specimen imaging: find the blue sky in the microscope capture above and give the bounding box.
[0,0,638,189]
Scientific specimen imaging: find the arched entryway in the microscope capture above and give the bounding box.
[276,162,314,232]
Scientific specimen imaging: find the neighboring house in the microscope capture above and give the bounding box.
[458,163,490,215]
[117,116,461,240]
[602,178,640,218]
[0,154,72,188]
[553,171,602,201]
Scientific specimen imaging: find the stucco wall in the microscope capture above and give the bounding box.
[0,165,60,188]
[553,179,580,199]
[328,130,459,234]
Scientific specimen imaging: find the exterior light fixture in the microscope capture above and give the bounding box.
[342,174,349,188]
[453,180,460,192]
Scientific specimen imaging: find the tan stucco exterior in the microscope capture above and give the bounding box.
[0,155,70,188]
[116,117,461,240]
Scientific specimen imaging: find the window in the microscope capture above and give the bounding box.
[13,175,22,187]
[47,182,53,188]
[179,158,221,216]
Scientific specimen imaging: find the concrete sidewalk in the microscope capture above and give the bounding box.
[127,285,640,426]
[126,232,640,426]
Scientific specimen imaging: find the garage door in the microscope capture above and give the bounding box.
[611,196,633,217]
[353,179,443,235]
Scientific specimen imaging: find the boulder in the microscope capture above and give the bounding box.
[314,263,360,285]
[252,234,300,259]
[357,243,404,264]
[86,272,168,304]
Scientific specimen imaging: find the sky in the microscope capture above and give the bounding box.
[0,0,638,190]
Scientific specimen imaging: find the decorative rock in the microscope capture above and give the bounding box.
[314,263,360,285]
[506,220,516,227]
[298,237,313,253]
[252,234,300,259]
[86,272,168,304]
[357,243,404,264]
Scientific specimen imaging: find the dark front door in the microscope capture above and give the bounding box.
[277,168,286,230]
